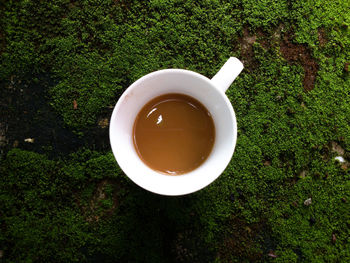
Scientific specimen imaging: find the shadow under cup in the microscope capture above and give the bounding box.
[109,69,237,196]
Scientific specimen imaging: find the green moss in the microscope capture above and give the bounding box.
[0,149,85,261]
[1,0,350,262]
[0,149,125,262]
[241,0,289,28]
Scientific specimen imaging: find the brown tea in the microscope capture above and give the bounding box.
[133,93,215,175]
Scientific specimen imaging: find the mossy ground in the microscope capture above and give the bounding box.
[1,0,349,262]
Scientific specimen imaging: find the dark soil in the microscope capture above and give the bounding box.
[0,74,110,159]
[280,33,319,91]
[256,29,270,50]
[239,27,258,70]
[217,216,276,261]
[80,179,120,222]
[318,28,327,47]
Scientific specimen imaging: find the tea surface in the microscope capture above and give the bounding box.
[133,93,215,175]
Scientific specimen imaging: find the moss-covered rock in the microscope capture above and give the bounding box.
[1,0,349,262]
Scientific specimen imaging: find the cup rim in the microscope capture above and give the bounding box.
[109,68,237,195]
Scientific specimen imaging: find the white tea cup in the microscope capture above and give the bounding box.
[110,57,243,196]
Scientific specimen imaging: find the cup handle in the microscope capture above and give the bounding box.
[211,57,244,93]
